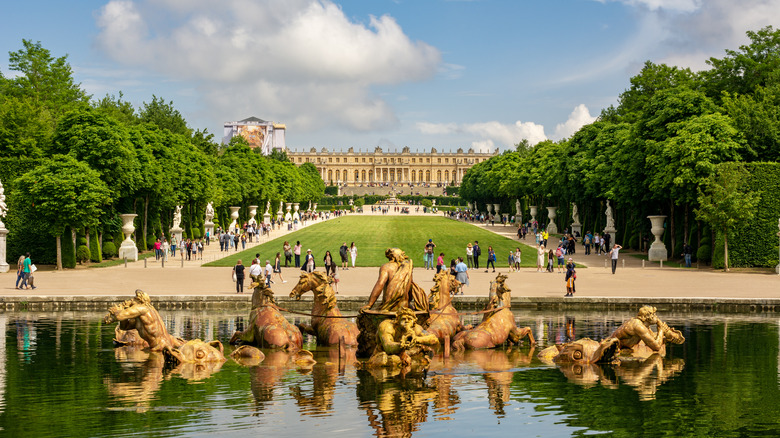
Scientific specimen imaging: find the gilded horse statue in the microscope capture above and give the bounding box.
[451,274,535,350]
[289,271,359,347]
[426,271,467,343]
[230,281,303,350]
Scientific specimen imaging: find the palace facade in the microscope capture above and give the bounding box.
[287,146,497,185]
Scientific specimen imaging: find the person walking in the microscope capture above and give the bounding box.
[609,244,623,274]
[154,238,162,260]
[508,251,515,272]
[466,243,474,268]
[350,242,358,268]
[682,242,693,268]
[248,259,263,284]
[302,249,316,273]
[455,257,469,294]
[283,241,292,267]
[565,258,577,297]
[424,239,436,270]
[273,253,286,284]
[20,253,35,290]
[485,246,496,273]
[294,241,302,268]
[233,259,245,294]
[265,259,273,287]
[536,245,545,272]
[473,241,481,269]
[339,242,349,270]
[514,247,522,271]
[15,254,26,289]
[556,245,565,273]
[233,233,240,252]
[324,250,334,276]
[436,252,445,274]
[547,249,555,273]
[171,235,178,257]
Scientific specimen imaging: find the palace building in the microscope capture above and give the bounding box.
[287,146,497,186]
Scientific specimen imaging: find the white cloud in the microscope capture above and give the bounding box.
[416,119,547,148]
[552,104,598,140]
[94,0,441,132]
[596,0,701,12]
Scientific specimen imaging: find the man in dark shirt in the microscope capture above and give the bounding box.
[473,241,481,269]
[424,239,436,270]
[682,242,692,268]
[339,242,349,270]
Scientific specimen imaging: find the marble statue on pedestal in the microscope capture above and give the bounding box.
[605,200,615,231]
[172,206,183,230]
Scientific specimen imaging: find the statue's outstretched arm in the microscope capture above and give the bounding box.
[637,324,665,351]
[105,304,149,323]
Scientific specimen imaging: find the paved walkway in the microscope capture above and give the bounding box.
[2,210,778,300]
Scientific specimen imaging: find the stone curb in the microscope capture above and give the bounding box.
[2,295,780,313]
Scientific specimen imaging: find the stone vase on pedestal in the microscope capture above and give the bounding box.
[118,214,139,262]
[285,203,292,222]
[293,203,300,222]
[0,225,9,273]
[229,207,240,231]
[485,204,492,214]
[493,204,501,215]
[529,206,538,223]
[546,207,558,234]
[647,215,668,261]
[248,205,258,226]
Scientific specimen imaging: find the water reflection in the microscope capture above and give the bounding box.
[2,310,775,437]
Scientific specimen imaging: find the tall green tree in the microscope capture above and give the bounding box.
[4,39,89,122]
[695,163,761,271]
[13,156,111,270]
[139,95,191,137]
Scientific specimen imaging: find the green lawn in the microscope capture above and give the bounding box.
[204,216,538,268]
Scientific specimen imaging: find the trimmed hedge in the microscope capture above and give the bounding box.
[712,163,780,268]
[76,245,91,263]
[89,231,102,263]
[62,227,76,269]
[102,241,117,258]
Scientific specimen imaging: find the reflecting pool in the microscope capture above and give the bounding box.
[1,310,779,437]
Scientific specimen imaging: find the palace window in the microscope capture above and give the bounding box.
[445,158,449,163]
[329,157,332,163]
[412,158,416,163]
[427,158,430,163]
[336,157,340,163]
[438,158,441,164]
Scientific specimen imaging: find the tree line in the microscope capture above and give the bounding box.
[0,40,324,269]
[460,26,780,269]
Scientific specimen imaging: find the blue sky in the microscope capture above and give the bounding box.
[2,0,777,153]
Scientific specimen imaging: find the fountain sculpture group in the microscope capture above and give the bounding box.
[104,247,686,387]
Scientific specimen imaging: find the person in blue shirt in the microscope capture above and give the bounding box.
[454,257,469,295]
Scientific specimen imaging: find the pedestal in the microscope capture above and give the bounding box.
[204,221,214,240]
[0,227,9,273]
[647,215,668,261]
[546,206,558,234]
[263,213,271,226]
[118,214,138,262]
[571,223,582,236]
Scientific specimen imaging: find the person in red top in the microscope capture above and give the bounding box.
[436,252,445,274]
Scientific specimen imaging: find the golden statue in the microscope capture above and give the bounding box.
[230,281,303,350]
[289,271,360,347]
[451,274,534,350]
[610,305,685,356]
[367,307,439,368]
[162,339,227,366]
[103,290,184,351]
[426,271,467,343]
[362,248,429,313]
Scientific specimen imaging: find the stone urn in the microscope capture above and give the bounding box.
[229,207,240,231]
[493,203,501,215]
[485,204,492,214]
[293,203,301,222]
[118,214,139,261]
[286,202,292,213]
[546,206,558,234]
[529,206,538,222]
[647,215,668,261]
[248,205,258,226]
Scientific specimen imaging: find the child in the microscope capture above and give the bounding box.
[514,247,522,271]
[565,258,577,297]
[508,251,515,272]
[329,263,340,294]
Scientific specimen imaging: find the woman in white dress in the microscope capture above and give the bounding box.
[536,244,546,272]
[350,242,358,268]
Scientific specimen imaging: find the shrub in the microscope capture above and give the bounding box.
[102,241,117,258]
[697,245,712,264]
[76,245,91,263]
[89,233,102,263]
[421,199,433,208]
[61,227,76,269]
[146,234,156,250]
[192,228,202,239]
[77,236,88,246]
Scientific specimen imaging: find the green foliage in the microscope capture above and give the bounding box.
[354,198,365,207]
[695,163,761,269]
[76,245,91,263]
[89,232,102,263]
[101,241,117,258]
[61,228,75,269]
[192,228,202,239]
[146,234,156,250]
[420,199,433,208]
[77,236,87,246]
[324,185,339,196]
[697,245,712,263]
[715,163,780,268]
[138,95,191,137]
